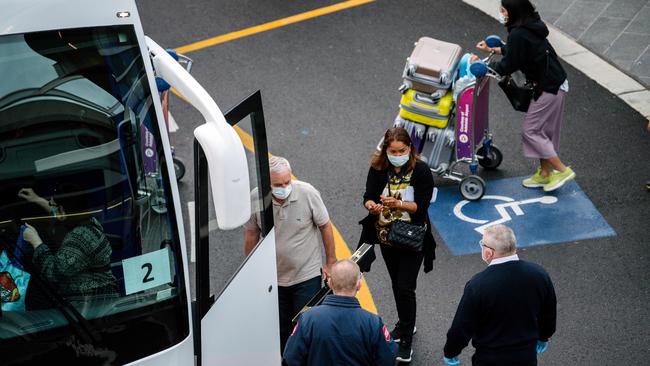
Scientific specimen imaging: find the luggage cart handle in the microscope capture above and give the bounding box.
[165,49,194,73]
[471,54,501,81]
[175,53,193,73]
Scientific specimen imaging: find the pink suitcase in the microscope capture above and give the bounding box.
[402,37,463,93]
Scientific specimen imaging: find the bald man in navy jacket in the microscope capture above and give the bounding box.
[443,224,557,366]
[283,259,397,366]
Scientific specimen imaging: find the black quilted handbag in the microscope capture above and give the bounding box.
[387,220,426,252]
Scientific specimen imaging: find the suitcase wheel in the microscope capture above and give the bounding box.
[459,175,485,201]
[408,64,417,76]
[440,71,450,85]
[477,145,503,170]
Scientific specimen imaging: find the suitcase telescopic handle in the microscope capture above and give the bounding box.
[406,103,441,116]
[414,92,440,106]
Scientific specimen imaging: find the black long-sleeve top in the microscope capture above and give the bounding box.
[489,12,567,100]
[358,159,436,273]
[444,260,557,359]
[362,160,433,226]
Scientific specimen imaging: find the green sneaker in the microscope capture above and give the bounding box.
[544,167,576,192]
[522,168,550,188]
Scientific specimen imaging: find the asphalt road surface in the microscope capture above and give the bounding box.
[139,0,650,364]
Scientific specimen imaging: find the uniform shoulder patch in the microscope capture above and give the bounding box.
[382,325,390,341]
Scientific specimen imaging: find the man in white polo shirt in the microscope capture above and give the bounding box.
[244,156,336,353]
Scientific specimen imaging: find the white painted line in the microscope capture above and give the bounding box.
[187,201,195,262]
[168,111,179,132]
[463,0,650,119]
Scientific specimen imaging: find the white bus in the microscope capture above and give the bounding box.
[0,0,281,364]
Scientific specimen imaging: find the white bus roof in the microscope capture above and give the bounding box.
[1,0,139,36]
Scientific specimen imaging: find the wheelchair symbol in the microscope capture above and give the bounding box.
[453,195,558,234]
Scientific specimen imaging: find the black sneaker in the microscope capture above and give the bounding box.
[390,325,417,343]
[395,341,413,363]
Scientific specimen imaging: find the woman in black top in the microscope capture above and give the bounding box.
[474,0,576,192]
[358,127,435,363]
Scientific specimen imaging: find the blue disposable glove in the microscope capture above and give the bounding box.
[443,356,460,365]
[536,340,548,354]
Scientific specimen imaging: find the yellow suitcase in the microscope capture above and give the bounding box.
[399,89,453,128]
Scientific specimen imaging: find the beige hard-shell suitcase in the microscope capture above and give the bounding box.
[402,37,463,93]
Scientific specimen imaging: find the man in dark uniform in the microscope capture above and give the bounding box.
[443,224,556,366]
[283,259,397,366]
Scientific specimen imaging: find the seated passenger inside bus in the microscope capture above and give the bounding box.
[18,184,118,304]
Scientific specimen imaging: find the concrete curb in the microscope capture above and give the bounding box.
[463,0,650,120]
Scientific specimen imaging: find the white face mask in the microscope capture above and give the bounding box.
[498,13,508,25]
[272,184,292,200]
[481,248,490,265]
[387,153,410,167]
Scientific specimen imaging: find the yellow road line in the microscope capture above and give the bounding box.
[331,224,377,314]
[175,0,375,54]
[169,0,378,313]
[231,125,377,313]
[172,90,378,313]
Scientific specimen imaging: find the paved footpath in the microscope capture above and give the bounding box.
[465,0,650,120]
[538,0,650,87]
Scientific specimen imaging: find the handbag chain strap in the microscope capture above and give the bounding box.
[385,171,427,230]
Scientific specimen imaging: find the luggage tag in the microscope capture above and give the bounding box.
[403,186,415,202]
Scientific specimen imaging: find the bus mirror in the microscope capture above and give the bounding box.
[145,37,251,230]
[194,123,251,230]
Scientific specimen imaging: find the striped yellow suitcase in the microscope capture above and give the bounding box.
[399,89,453,128]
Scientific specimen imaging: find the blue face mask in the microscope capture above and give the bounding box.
[272,184,292,200]
[498,13,508,25]
[387,153,410,167]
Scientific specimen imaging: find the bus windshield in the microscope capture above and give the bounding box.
[0,25,189,364]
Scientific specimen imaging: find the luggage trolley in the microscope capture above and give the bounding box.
[383,37,504,201]
[438,55,502,201]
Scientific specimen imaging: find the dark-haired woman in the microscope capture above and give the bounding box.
[18,188,118,301]
[357,127,435,363]
[474,0,575,192]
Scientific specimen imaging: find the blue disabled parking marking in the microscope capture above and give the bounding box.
[428,177,616,255]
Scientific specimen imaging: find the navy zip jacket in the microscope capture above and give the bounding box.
[283,295,397,366]
[444,260,557,366]
[489,12,567,100]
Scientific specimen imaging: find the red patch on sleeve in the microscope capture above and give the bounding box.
[382,325,391,341]
[291,323,299,336]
